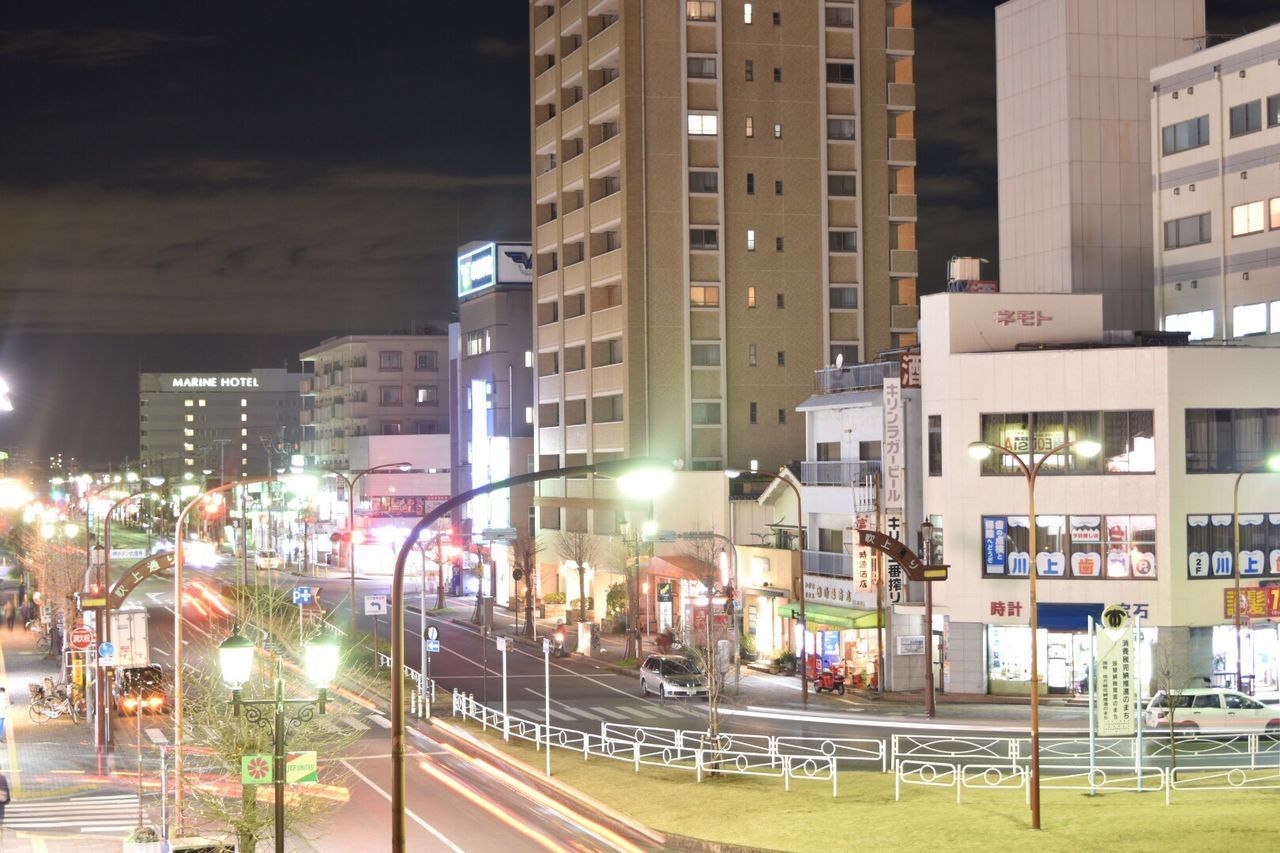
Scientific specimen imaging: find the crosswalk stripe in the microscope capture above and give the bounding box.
[645,704,692,719]
[145,727,168,744]
[6,794,140,834]
[569,707,602,721]
[589,706,627,720]
[341,715,371,731]
[368,713,392,729]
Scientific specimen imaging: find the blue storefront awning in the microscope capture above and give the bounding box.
[1036,602,1104,631]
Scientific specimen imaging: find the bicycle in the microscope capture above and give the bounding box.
[27,682,85,725]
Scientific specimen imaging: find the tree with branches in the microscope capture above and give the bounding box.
[510,534,541,638]
[179,586,368,851]
[1150,643,1197,770]
[555,531,599,623]
[676,537,732,743]
[609,528,651,660]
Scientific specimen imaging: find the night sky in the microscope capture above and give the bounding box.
[0,1,1274,465]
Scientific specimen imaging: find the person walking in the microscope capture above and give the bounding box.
[0,687,9,743]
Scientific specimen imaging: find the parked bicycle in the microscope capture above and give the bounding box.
[28,680,85,724]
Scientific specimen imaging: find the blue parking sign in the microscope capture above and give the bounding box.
[292,587,314,606]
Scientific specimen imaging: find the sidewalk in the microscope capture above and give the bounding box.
[412,594,1090,725]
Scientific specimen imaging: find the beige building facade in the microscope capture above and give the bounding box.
[529,0,918,545]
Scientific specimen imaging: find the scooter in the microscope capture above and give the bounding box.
[813,663,846,695]
[552,626,569,658]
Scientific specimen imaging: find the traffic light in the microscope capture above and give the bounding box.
[330,530,366,545]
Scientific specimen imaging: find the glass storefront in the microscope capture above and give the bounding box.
[795,623,881,689]
[1212,624,1280,697]
[988,624,1159,696]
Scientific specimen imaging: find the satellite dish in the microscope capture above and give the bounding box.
[835,353,844,368]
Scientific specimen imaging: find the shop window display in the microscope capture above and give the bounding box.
[982,514,1157,578]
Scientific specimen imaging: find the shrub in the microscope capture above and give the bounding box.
[605,582,626,616]
[543,592,567,604]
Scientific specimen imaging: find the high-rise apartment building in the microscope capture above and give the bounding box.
[996,0,1204,330]
[529,0,917,534]
[1152,22,1280,343]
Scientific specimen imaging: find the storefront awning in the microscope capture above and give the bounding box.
[1036,602,1104,631]
[778,602,881,630]
[644,555,713,583]
[745,586,787,598]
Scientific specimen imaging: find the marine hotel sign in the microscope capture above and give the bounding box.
[170,376,261,389]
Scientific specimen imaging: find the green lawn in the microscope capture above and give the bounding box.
[457,722,1280,852]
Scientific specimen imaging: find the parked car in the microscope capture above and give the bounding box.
[254,550,282,571]
[639,654,709,699]
[114,665,169,716]
[1144,688,1280,732]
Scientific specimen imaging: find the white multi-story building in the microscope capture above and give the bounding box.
[921,291,1280,697]
[996,0,1204,330]
[1152,22,1280,342]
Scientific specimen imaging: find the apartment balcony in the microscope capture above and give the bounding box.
[560,0,582,32]
[538,373,563,402]
[890,249,918,275]
[590,191,622,229]
[535,168,558,202]
[891,304,920,332]
[827,144,857,172]
[825,30,855,60]
[300,410,314,425]
[537,426,563,456]
[300,378,315,394]
[534,14,558,54]
[826,87,856,115]
[537,321,561,350]
[592,362,624,393]
[591,247,623,283]
[887,27,915,54]
[803,550,853,578]
[812,360,896,393]
[561,154,585,189]
[887,82,915,110]
[591,133,621,170]
[564,423,590,451]
[562,260,585,290]
[536,218,559,249]
[536,269,561,300]
[888,137,916,164]
[588,77,620,121]
[563,313,587,343]
[593,420,625,449]
[534,67,557,105]
[592,304,624,338]
[562,206,586,240]
[800,460,883,487]
[561,98,585,135]
[535,119,558,155]
[563,369,587,398]
[828,198,859,228]
[889,193,917,220]
[829,254,859,283]
[560,45,585,86]
[590,16,621,63]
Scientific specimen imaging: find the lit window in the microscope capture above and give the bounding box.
[184,400,193,408]
[416,386,439,406]
[688,113,719,135]
[183,443,194,452]
[198,400,206,407]
[240,399,248,407]
[525,406,534,424]
[241,428,248,436]
[745,116,754,137]
[241,443,248,451]
[1165,309,1215,341]
[184,458,194,466]
[1233,302,1268,337]
[241,458,247,465]
[1271,198,1280,230]
[686,0,716,21]
[241,413,248,422]
[184,429,194,438]
[747,286,756,307]
[1232,201,1265,237]
[743,2,752,24]
[746,229,756,251]
[690,285,720,307]
[185,414,194,423]
[773,123,782,138]
[525,350,533,368]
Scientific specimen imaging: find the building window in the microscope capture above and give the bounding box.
[525,406,534,424]
[1233,302,1268,337]
[747,286,757,308]
[772,10,780,25]
[745,60,754,81]
[691,343,721,366]
[827,63,855,84]
[827,118,856,139]
[687,57,717,79]
[1233,201,1265,237]
[185,414,194,422]
[689,170,719,193]
[829,231,858,252]
[688,113,719,135]
[690,284,720,306]
[745,116,754,137]
[743,3,752,24]
[1271,197,1280,230]
[775,236,784,252]
[241,413,248,422]
[1164,309,1215,341]
[1162,212,1211,249]
[928,415,943,476]
[415,351,438,371]
[415,386,439,406]
[776,350,785,367]
[980,514,1156,579]
[1230,100,1262,137]
[776,293,785,308]
[692,402,721,425]
[748,344,757,366]
[198,400,206,407]
[1272,300,1280,333]
[773,67,782,83]
[592,394,625,423]
[773,123,783,138]
[183,442,194,452]
[1186,409,1280,472]
[379,351,402,371]
[379,386,403,406]
[826,6,855,27]
[382,422,402,435]
[690,228,719,250]
[775,180,783,195]
[749,402,758,424]
[980,411,1155,475]
[240,398,248,407]
[828,174,857,196]
[686,1,716,22]
[183,428,194,438]
[777,408,786,424]
[830,287,858,309]
[184,400,193,407]
[594,337,624,366]
[1269,95,1280,128]
[1160,115,1210,155]
[746,230,756,251]
[746,173,755,194]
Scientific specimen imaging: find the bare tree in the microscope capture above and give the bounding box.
[555,531,599,622]
[510,535,541,638]
[1150,643,1197,770]
[676,537,732,743]
[609,531,651,661]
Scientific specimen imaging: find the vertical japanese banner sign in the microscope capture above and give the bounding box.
[1095,615,1136,737]
[882,377,905,604]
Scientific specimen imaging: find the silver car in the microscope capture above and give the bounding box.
[639,654,708,699]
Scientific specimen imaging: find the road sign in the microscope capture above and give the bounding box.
[241,754,273,785]
[496,637,511,652]
[292,586,314,606]
[285,751,318,784]
[364,595,388,616]
[481,527,518,541]
[542,638,551,654]
[425,626,439,641]
[425,639,440,653]
[98,641,116,666]
[69,625,95,651]
[110,548,147,560]
[75,593,107,610]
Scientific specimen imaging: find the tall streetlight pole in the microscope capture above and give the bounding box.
[1231,454,1280,694]
[725,464,809,704]
[325,462,412,634]
[172,475,277,839]
[967,437,1101,831]
[385,458,674,853]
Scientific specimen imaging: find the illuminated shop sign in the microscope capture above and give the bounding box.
[458,244,496,297]
[457,242,533,299]
[170,376,261,389]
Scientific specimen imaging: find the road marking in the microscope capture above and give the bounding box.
[145,727,168,744]
[589,706,627,720]
[732,705,1083,734]
[641,704,689,720]
[340,759,463,852]
[5,793,141,835]
[368,713,392,729]
[341,715,371,731]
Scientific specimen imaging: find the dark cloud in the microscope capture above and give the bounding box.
[474,36,525,59]
[0,27,213,65]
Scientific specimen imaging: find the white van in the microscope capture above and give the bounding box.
[1144,688,1280,732]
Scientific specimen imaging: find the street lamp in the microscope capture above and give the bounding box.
[967,436,1101,831]
[386,457,674,853]
[1231,453,1280,694]
[218,630,338,853]
[725,463,810,703]
[324,462,412,633]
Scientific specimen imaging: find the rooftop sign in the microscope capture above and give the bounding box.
[169,376,261,389]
